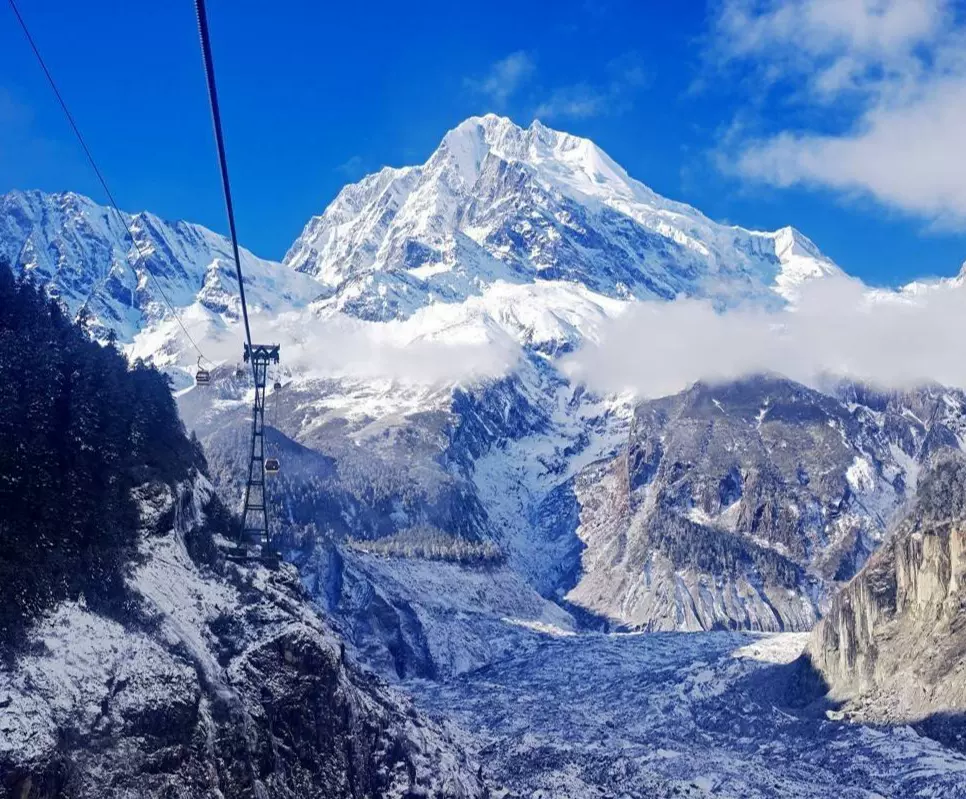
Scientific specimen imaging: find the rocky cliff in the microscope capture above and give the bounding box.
[804,450,966,728]
[0,475,489,799]
[564,377,966,633]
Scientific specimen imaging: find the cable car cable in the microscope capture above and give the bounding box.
[194,0,283,542]
[7,0,208,363]
[193,0,254,356]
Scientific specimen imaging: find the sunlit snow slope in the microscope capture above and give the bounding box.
[285,114,842,320]
[1,116,843,376]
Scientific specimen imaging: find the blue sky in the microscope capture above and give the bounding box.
[2,0,965,286]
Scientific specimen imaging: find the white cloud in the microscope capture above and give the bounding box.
[534,83,606,120]
[737,79,966,223]
[563,274,966,398]
[710,0,966,225]
[467,52,536,106]
[194,309,521,387]
[534,52,650,120]
[716,0,949,94]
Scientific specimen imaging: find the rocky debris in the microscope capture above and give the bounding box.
[411,630,966,798]
[803,450,966,732]
[0,476,490,799]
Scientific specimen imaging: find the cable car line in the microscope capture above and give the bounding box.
[7,0,208,363]
[11,0,283,561]
[193,0,254,355]
[194,0,281,558]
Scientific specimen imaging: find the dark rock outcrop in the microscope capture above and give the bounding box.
[566,376,966,632]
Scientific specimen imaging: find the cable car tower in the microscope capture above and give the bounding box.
[195,0,282,564]
[239,343,280,551]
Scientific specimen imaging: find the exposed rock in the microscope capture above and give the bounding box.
[565,376,966,632]
[804,450,966,729]
[0,476,490,799]
[185,360,580,680]
[187,370,966,672]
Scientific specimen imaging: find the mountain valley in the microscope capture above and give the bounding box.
[4,114,966,796]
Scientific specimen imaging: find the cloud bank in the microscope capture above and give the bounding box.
[710,0,966,226]
[563,275,966,398]
[190,309,522,388]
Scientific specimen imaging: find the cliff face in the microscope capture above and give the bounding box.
[805,451,966,724]
[563,377,965,633]
[0,476,489,799]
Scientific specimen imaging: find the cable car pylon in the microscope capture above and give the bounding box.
[195,0,281,565]
[238,343,280,561]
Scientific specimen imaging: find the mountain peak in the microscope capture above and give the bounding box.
[282,117,844,319]
[443,115,580,160]
[3,117,847,352]
[773,226,824,262]
[437,114,648,210]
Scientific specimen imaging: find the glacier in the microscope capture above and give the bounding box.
[4,115,960,653]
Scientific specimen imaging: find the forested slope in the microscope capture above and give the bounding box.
[0,262,203,647]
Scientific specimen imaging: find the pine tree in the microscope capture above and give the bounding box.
[0,260,204,649]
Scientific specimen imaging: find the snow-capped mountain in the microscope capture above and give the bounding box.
[2,115,959,677]
[285,115,841,321]
[1,116,844,371]
[0,190,318,365]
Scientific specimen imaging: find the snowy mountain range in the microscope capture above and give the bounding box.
[1,116,843,369]
[0,189,319,367]
[3,114,964,679]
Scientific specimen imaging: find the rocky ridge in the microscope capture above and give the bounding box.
[0,474,489,798]
[542,376,966,632]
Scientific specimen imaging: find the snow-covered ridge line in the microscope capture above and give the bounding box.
[9,113,962,387]
[283,114,845,320]
[0,188,318,358]
[0,107,847,393]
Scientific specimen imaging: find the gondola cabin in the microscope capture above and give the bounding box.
[195,369,211,386]
[264,458,280,474]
